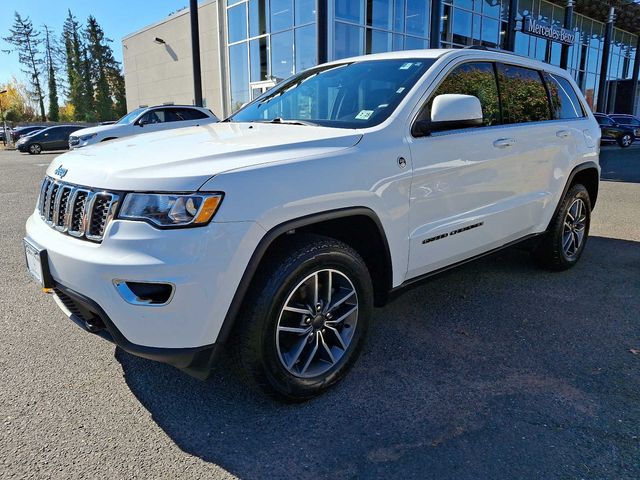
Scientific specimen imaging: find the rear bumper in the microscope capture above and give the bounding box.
[53,283,221,377]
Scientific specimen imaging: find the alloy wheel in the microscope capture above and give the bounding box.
[562,198,587,259]
[621,134,632,147]
[276,269,358,378]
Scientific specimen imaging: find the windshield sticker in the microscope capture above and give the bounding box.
[355,110,374,120]
[399,62,413,70]
[396,87,405,93]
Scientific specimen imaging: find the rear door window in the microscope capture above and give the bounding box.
[543,73,585,120]
[497,64,551,124]
[177,108,208,120]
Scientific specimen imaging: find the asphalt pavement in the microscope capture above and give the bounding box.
[1,146,639,479]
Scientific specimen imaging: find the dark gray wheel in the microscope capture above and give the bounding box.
[230,234,373,401]
[28,144,42,155]
[618,133,633,148]
[533,184,591,271]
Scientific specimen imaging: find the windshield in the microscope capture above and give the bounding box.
[229,58,434,129]
[116,107,145,125]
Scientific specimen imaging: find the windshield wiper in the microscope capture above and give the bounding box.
[257,117,319,127]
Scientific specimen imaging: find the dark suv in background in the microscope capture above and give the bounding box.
[609,114,640,139]
[10,125,45,142]
[16,125,84,154]
[594,113,635,148]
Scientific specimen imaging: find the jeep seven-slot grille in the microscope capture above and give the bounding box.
[38,176,120,243]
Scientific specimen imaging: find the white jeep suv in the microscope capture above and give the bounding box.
[68,105,218,149]
[24,49,600,401]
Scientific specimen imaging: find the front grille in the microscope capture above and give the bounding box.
[37,176,120,243]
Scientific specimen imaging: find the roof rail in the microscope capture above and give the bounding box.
[463,45,502,52]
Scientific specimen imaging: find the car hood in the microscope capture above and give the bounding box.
[69,124,122,137]
[47,122,363,191]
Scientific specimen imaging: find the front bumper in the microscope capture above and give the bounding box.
[25,212,265,352]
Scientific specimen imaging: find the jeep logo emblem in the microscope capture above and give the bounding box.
[54,165,68,178]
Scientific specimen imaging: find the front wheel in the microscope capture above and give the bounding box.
[533,184,591,271]
[230,234,373,401]
[618,133,633,148]
[28,144,42,155]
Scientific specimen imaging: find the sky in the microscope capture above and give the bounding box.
[0,0,189,85]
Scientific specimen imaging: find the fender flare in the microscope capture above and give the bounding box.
[549,161,600,226]
[216,207,392,344]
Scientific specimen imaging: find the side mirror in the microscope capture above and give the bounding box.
[137,119,147,127]
[413,94,484,137]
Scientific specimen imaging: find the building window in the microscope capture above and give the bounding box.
[271,0,294,32]
[295,24,317,71]
[228,3,248,43]
[271,30,295,81]
[229,42,250,111]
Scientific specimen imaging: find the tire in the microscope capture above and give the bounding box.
[28,144,42,155]
[533,184,591,271]
[229,234,373,402]
[618,133,633,148]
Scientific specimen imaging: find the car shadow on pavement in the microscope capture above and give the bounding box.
[116,236,640,480]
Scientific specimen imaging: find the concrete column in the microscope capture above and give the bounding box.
[629,36,640,116]
[560,0,574,69]
[597,7,615,113]
[430,0,442,49]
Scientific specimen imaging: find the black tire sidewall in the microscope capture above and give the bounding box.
[253,243,373,400]
[551,185,591,267]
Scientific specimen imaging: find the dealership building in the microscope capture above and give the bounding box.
[122,0,640,118]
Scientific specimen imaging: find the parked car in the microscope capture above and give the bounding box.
[16,125,84,154]
[25,49,601,401]
[593,113,635,148]
[0,127,8,142]
[68,105,218,149]
[608,114,640,139]
[11,125,45,142]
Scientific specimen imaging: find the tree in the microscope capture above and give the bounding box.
[43,25,59,121]
[84,15,126,121]
[0,77,38,123]
[62,10,90,121]
[3,12,46,121]
[85,16,111,121]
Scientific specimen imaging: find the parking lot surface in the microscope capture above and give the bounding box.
[1,146,639,479]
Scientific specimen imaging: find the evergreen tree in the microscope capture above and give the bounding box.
[3,12,46,121]
[61,10,86,120]
[43,25,59,121]
[85,16,111,121]
[80,46,95,121]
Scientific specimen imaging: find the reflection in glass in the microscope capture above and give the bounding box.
[295,24,317,72]
[406,0,429,38]
[498,64,550,123]
[249,0,268,37]
[452,8,472,45]
[370,0,393,30]
[229,43,250,111]
[271,0,293,32]
[250,37,269,82]
[295,0,316,25]
[428,62,500,126]
[368,29,392,54]
[404,36,428,50]
[228,4,247,44]
[271,30,294,81]
[335,22,364,59]
[335,0,365,23]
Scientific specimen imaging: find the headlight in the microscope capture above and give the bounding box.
[79,133,97,142]
[118,193,223,227]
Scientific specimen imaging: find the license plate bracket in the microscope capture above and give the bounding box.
[24,239,54,288]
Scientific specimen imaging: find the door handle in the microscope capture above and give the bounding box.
[556,130,571,138]
[493,138,516,148]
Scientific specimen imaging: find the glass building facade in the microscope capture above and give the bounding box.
[225,0,639,114]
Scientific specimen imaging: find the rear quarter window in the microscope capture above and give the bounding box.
[543,72,585,120]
